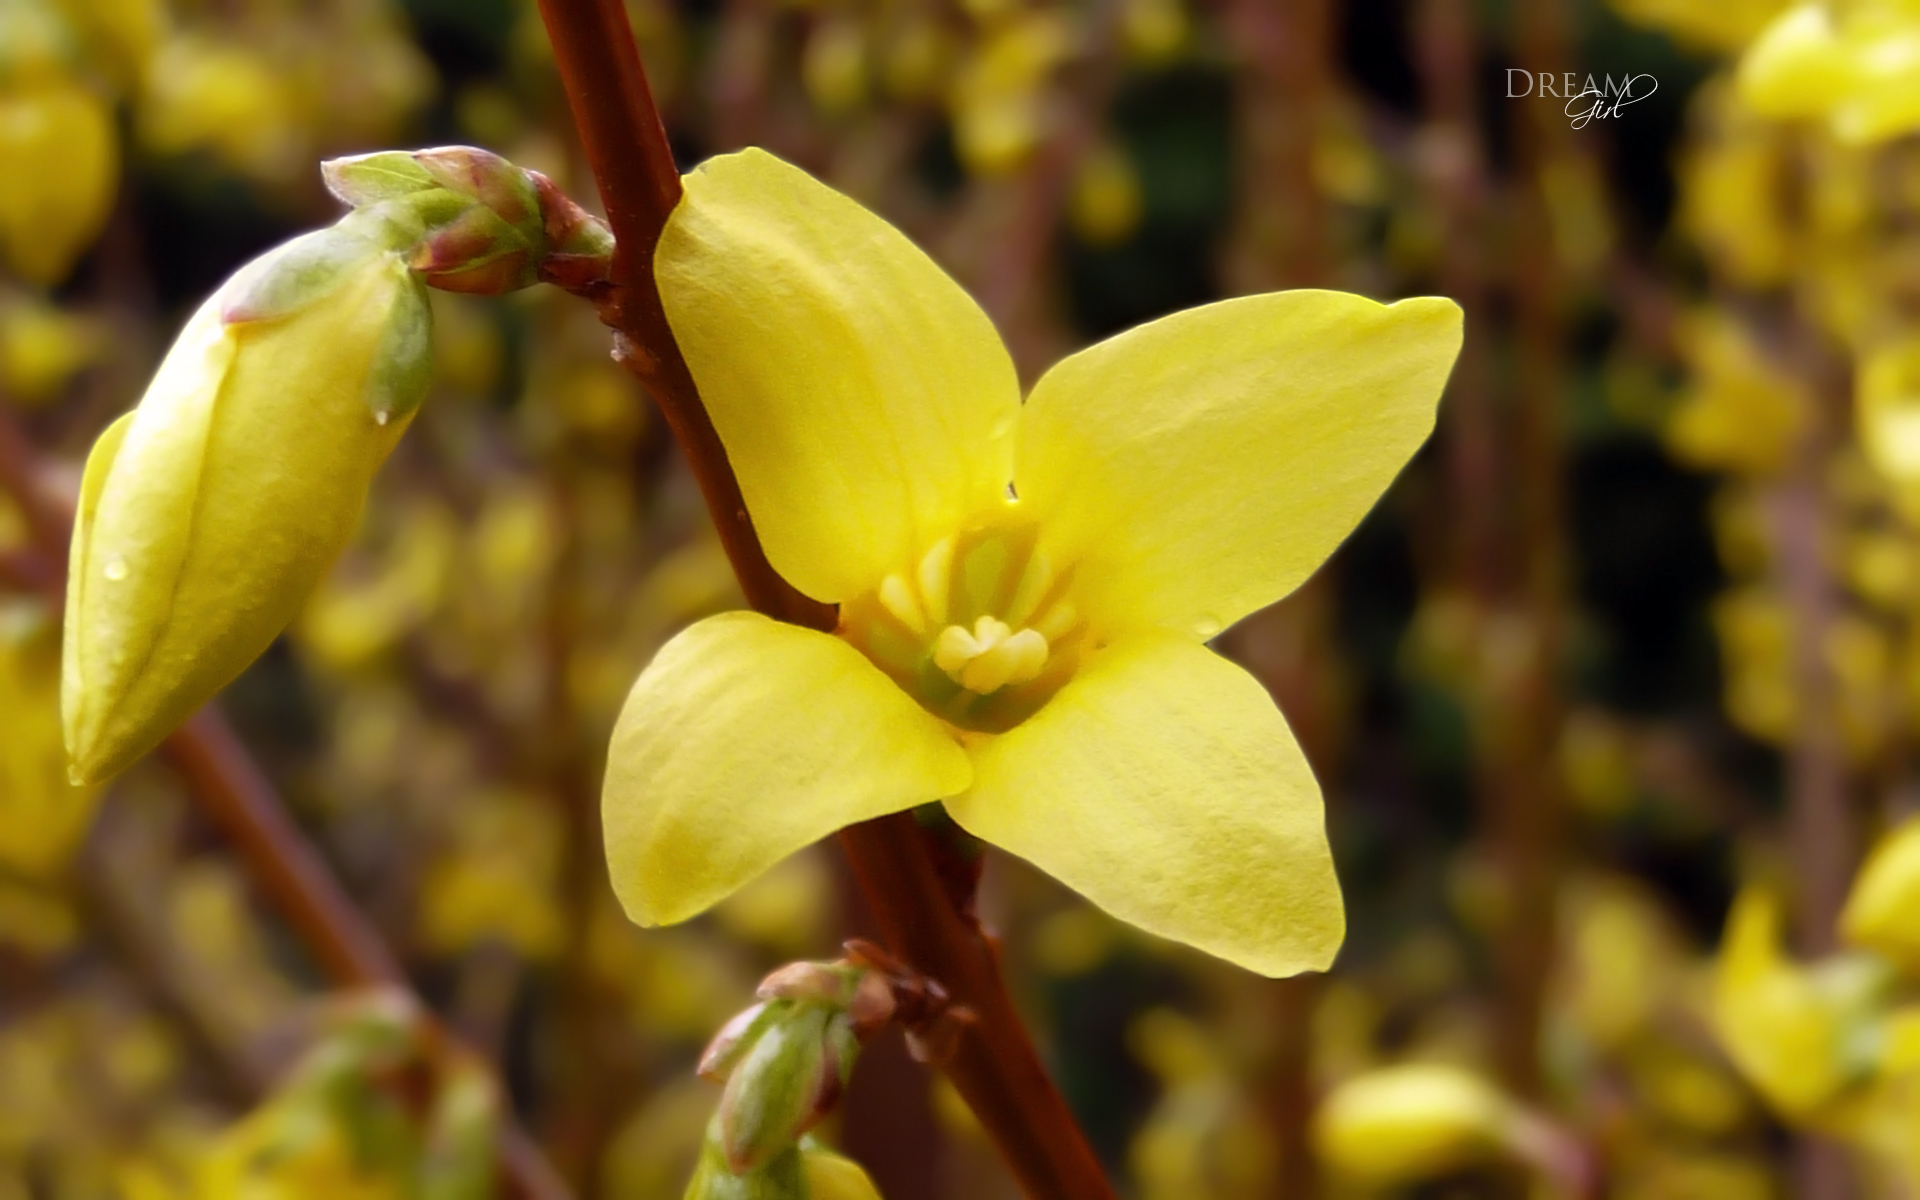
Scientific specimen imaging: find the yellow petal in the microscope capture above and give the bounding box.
[1714,887,1878,1119]
[1016,290,1461,639]
[945,633,1343,976]
[656,149,1021,603]
[801,1146,884,1200]
[1841,818,1920,968]
[603,612,971,927]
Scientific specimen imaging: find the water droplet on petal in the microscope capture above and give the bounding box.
[103,556,128,581]
[374,409,391,426]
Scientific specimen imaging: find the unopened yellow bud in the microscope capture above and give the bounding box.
[1312,1064,1517,1186]
[0,75,118,285]
[1841,820,1920,970]
[63,230,431,783]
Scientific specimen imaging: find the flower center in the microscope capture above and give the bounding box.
[839,514,1084,733]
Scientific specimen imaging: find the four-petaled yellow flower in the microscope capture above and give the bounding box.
[603,149,1462,977]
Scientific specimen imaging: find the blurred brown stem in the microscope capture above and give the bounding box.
[1765,335,1854,1199]
[533,1,1115,1197]
[0,409,572,1200]
[1222,0,1338,1191]
[1494,0,1574,1104]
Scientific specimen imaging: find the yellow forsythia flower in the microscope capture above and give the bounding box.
[63,227,430,783]
[1713,887,1887,1120]
[0,297,106,406]
[1067,140,1144,247]
[0,603,97,881]
[0,74,118,285]
[948,13,1073,175]
[1313,1063,1522,1186]
[602,149,1461,977]
[1739,1,1920,144]
[1841,819,1920,970]
[1610,0,1792,52]
[1860,339,1920,488]
[1664,309,1807,476]
[138,35,300,182]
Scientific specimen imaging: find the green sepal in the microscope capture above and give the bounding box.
[323,150,438,207]
[365,267,435,425]
[219,227,380,325]
[717,1005,837,1175]
[700,1000,781,1082]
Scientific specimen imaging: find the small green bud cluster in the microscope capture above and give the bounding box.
[683,961,895,1199]
[200,990,501,1199]
[321,146,613,298]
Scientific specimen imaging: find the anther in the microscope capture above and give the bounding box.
[933,616,1049,695]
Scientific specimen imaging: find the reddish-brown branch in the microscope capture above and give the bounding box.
[533,1,1116,1195]
[0,412,571,1200]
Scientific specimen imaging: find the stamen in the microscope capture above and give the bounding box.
[960,628,1049,693]
[933,623,983,674]
[932,616,1049,695]
[1005,548,1054,627]
[1033,600,1079,643]
[918,536,955,625]
[878,573,926,632]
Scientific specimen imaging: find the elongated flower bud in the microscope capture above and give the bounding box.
[63,225,430,783]
[714,1003,857,1174]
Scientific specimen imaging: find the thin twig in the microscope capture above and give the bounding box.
[533,1,1117,1195]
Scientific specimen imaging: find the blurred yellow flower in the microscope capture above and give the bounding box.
[1313,1063,1523,1187]
[1067,140,1144,247]
[138,35,299,181]
[603,149,1461,977]
[0,297,105,406]
[0,603,97,883]
[0,74,117,286]
[948,12,1073,175]
[1712,887,1887,1120]
[1611,0,1793,52]
[1663,310,1807,476]
[1841,818,1920,970]
[1740,2,1920,144]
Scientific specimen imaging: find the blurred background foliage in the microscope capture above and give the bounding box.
[7,0,1920,1195]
